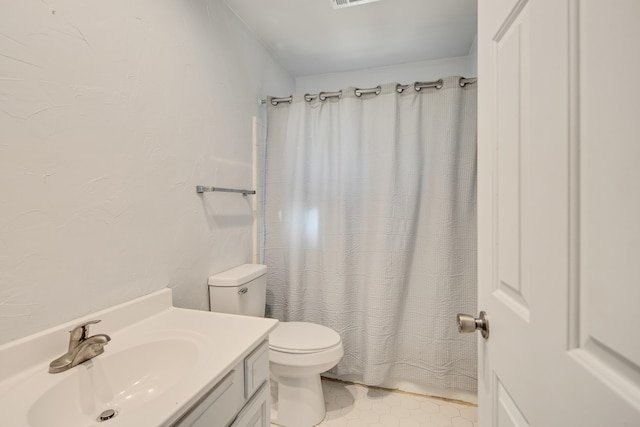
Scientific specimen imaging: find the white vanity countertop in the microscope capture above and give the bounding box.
[0,289,279,427]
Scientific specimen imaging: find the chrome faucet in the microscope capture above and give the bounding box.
[48,320,111,374]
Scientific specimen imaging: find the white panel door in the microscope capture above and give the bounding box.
[477,0,640,426]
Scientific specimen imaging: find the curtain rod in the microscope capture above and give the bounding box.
[259,77,477,106]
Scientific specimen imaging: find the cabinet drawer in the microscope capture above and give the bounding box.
[244,340,269,399]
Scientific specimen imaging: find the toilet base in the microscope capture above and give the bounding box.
[270,374,325,427]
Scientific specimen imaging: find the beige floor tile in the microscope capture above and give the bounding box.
[273,379,477,427]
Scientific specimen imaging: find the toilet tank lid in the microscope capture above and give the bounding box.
[208,264,267,287]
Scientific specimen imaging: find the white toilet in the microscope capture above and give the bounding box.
[208,264,344,427]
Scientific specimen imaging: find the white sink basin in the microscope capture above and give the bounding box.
[0,289,279,427]
[28,338,199,427]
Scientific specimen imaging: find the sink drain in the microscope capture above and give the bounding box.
[97,409,118,422]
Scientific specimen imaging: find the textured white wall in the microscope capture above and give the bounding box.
[0,0,293,345]
[467,34,478,77]
[295,55,477,94]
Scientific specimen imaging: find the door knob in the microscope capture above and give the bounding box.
[457,311,489,339]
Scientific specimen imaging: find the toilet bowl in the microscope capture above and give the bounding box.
[208,264,344,427]
[269,322,344,427]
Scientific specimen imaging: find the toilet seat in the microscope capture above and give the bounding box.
[269,322,341,354]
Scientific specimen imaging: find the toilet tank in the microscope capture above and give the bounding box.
[208,264,267,317]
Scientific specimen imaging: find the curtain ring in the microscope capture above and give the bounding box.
[304,94,315,102]
[319,91,342,101]
[414,79,443,92]
[354,86,382,97]
[396,83,409,93]
[270,97,292,106]
[459,78,477,87]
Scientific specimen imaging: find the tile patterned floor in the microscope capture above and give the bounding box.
[272,378,478,427]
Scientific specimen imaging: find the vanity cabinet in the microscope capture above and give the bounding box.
[173,341,270,427]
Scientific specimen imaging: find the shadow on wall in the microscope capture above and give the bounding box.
[199,191,254,230]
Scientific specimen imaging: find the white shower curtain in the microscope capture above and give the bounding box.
[264,76,477,393]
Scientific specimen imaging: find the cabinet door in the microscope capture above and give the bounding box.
[231,382,270,427]
[244,341,270,399]
[173,368,244,427]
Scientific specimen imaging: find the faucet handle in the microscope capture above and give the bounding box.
[69,320,101,343]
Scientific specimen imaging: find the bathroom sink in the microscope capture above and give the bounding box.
[27,338,199,427]
[0,289,278,427]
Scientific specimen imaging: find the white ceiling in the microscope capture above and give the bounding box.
[223,0,478,77]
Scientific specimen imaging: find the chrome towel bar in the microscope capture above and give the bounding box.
[196,186,256,196]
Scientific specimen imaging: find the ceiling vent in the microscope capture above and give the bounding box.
[331,0,383,9]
